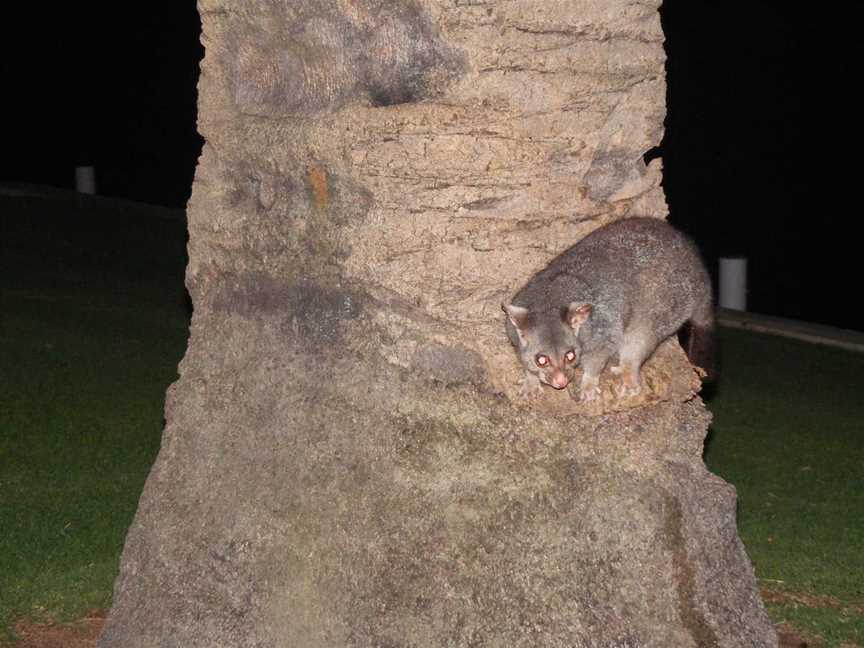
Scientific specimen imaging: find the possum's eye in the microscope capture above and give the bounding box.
[564,349,577,363]
[535,354,550,368]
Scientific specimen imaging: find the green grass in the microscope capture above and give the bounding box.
[0,194,189,636]
[0,193,862,645]
[706,328,864,646]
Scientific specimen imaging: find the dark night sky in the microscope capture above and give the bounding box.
[1,2,861,330]
[2,5,203,207]
[661,1,861,330]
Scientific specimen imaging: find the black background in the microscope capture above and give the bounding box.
[1,5,203,207]
[662,1,861,330]
[2,2,860,330]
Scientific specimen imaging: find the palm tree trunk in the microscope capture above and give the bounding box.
[101,2,777,646]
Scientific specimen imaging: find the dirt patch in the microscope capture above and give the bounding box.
[776,620,823,647]
[762,586,864,616]
[5,609,824,648]
[762,585,864,647]
[10,610,105,648]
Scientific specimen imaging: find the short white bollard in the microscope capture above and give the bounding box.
[75,166,96,195]
[718,257,747,311]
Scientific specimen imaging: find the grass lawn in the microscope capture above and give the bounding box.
[1,193,862,645]
[0,193,189,640]
[706,328,864,645]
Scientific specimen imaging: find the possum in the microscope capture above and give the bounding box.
[503,217,714,401]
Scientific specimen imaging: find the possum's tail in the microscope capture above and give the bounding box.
[686,300,716,382]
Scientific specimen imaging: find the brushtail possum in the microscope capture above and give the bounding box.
[503,217,714,401]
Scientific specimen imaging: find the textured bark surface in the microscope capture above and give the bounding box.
[101,1,777,646]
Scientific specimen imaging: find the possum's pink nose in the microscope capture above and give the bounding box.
[549,370,570,390]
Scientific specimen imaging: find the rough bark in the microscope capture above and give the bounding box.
[101,1,777,646]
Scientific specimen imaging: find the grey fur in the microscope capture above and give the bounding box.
[504,217,714,400]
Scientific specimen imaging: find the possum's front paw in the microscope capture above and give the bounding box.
[579,374,601,402]
[518,372,545,399]
[615,369,642,398]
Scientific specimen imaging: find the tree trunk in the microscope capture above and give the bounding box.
[101,1,777,646]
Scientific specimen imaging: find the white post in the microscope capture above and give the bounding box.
[718,257,747,311]
[75,166,96,195]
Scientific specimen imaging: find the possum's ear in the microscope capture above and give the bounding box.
[503,304,535,348]
[503,304,532,332]
[565,303,592,333]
